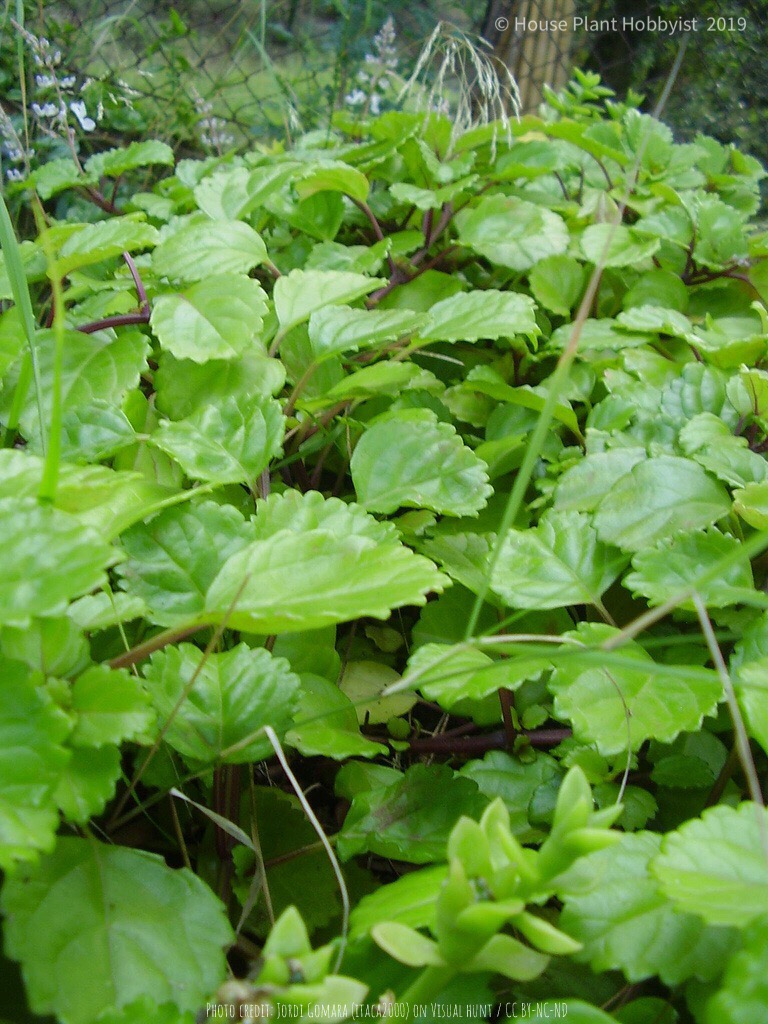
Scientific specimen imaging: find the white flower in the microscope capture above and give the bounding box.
[70,99,95,131]
[31,101,59,119]
[6,167,25,181]
[60,75,76,90]
[370,93,381,115]
[345,88,366,107]
[35,74,55,88]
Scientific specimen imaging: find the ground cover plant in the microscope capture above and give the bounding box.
[1,69,768,1023]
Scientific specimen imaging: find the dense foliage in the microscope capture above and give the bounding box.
[1,74,768,1023]
[578,0,768,170]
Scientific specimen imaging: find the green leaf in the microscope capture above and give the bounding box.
[273,269,385,332]
[456,195,569,270]
[549,623,722,756]
[624,269,689,311]
[420,290,539,342]
[295,163,370,203]
[390,177,477,211]
[1,328,149,441]
[1,615,88,678]
[351,410,492,516]
[152,393,284,484]
[155,350,285,420]
[634,206,693,248]
[59,399,137,462]
[339,661,415,724]
[593,456,731,552]
[617,305,694,340]
[529,255,585,316]
[558,831,737,985]
[463,368,580,433]
[117,501,251,626]
[734,658,768,756]
[152,217,267,282]
[727,366,768,418]
[651,802,768,926]
[372,922,444,967]
[460,751,563,841]
[0,452,175,541]
[54,745,122,824]
[69,665,155,747]
[143,643,301,763]
[1,837,233,1023]
[733,481,768,529]
[491,510,628,610]
[84,141,175,179]
[405,643,547,708]
[0,307,25,377]
[694,196,749,269]
[205,521,448,633]
[0,659,70,871]
[550,317,649,352]
[336,763,486,863]
[252,489,399,545]
[309,360,435,407]
[531,1002,618,1024]
[272,626,341,679]
[56,215,158,275]
[349,865,447,937]
[468,932,549,980]
[680,414,768,489]
[308,305,425,362]
[660,363,732,427]
[706,919,768,1024]
[555,449,647,512]
[68,591,147,632]
[418,533,496,597]
[648,731,727,791]
[29,157,83,199]
[0,498,119,626]
[88,1000,195,1024]
[0,238,47,302]
[84,140,175,180]
[150,275,268,362]
[274,189,345,241]
[580,224,660,268]
[232,787,343,936]
[193,164,297,220]
[286,674,388,760]
[624,529,756,608]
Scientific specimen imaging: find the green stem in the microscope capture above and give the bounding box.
[283,361,319,417]
[397,965,457,1020]
[34,200,64,503]
[0,193,45,447]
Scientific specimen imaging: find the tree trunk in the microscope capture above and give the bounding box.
[481,0,576,113]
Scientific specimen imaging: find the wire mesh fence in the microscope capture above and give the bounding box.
[11,1,487,150]
[2,0,766,166]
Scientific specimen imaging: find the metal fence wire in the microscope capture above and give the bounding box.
[4,0,767,165]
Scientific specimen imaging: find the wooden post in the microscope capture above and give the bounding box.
[482,0,577,113]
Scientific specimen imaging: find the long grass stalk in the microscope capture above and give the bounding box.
[0,192,45,447]
[33,200,64,502]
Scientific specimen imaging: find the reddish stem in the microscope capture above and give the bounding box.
[408,727,571,755]
[77,310,150,334]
